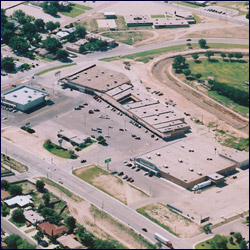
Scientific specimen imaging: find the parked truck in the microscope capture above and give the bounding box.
[154,233,174,249]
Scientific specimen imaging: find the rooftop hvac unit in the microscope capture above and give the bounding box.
[110,74,113,77]
[178,159,183,163]
[96,75,98,78]
[181,145,185,148]
[101,71,104,74]
[147,155,151,159]
[88,78,91,81]
[189,149,194,152]
[84,72,87,74]
[114,80,117,83]
[207,157,212,161]
[164,165,168,168]
[189,168,194,171]
[184,179,187,182]
[197,172,202,176]
[155,108,158,111]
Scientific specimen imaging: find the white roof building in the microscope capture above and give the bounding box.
[5,195,33,208]
[24,210,45,225]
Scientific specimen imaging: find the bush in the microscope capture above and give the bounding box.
[8,184,22,196]
[1,180,10,191]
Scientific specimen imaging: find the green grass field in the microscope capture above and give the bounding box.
[196,235,241,249]
[101,31,152,45]
[151,15,165,18]
[188,58,249,91]
[35,63,76,76]
[172,1,201,8]
[59,3,92,17]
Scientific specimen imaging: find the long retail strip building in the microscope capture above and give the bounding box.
[60,64,249,190]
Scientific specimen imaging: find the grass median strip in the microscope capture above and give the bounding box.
[1,153,28,173]
[34,63,76,76]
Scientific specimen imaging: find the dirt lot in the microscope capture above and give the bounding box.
[138,202,202,238]
[74,165,149,205]
[41,179,153,249]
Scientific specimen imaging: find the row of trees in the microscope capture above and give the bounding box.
[208,79,249,107]
[1,179,23,196]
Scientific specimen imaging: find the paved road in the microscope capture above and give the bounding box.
[1,37,248,87]
[158,2,249,26]
[1,217,41,249]
[1,138,190,249]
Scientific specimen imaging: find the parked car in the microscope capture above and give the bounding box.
[81,159,87,163]
[123,175,128,179]
[132,166,136,169]
[118,171,124,176]
[142,228,147,232]
[136,168,140,172]
[126,177,132,181]
[74,107,81,110]
[149,173,154,177]
[144,172,149,176]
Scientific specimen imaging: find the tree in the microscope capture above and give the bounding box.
[183,69,191,78]
[94,239,116,249]
[56,49,69,60]
[43,37,62,53]
[34,231,44,242]
[79,232,95,248]
[18,241,36,249]
[75,25,87,38]
[198,39,207,48]
[8,184,22,196]
[9,36,29,54]
[66,216,76,232]
[192,53,199,61]
[234,52,243,61]
[21,23,37,41]
[32,33,42,46]
[1,202,10,217]
[195,73,202,79]
[155,241,162,249]
[233,232,243,243]
[42,193,50,205]
[12,10,26,24]
[174,55,186,66]
[5,234,22,249]
[1,57,15,72]
[45,21,58,32]
[1,179,10,190]
[246,12,249,19]
[48,212,62,225]
[228,52,235,61]
[239,240,248,249]
[42,1,60,16]
[1,9,7,26]
[34,18,45,32]
[11,208,25,223]
[1,28,15,44]
[205,51,214,61]
[36,180,45,192]
[220,52,227,61]
[210,234,228,249]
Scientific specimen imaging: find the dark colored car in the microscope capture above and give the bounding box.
[81,159,87,163]
[149,173,154,177]
[142,228,147,232]
[118,171,124,176]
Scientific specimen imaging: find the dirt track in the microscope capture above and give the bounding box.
[151,51,249,135]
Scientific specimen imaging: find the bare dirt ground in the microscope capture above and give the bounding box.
[139,202,202,238]
[74,165,149,205]
[40,179,152,249]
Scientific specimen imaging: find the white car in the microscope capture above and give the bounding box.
[108,125,113,128]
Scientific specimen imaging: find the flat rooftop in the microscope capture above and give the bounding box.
[138,139,235,183]
[63,65,130,92]
[2,85,48,105]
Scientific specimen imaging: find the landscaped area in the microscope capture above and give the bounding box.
[59,3,92,17]
[73,165,149,205]
[172,1,201,8]
[34,63,77,76]
[101,31,152,45]
[43,139,78,159]
[136,202,202,238]
[195,233,248,249]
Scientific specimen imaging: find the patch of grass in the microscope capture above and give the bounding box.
[101,31,152,45]
[151,15,165,18]
[130,185,149,197]
[90,205,155,249]
[34,63,76,76]
[25,228,36,234]
[40,177,83,203]
[60,8,85,18]
[1,154,28,173]
[43,140,78,159]
[136,206,178,236]
[192,13,201,23]
[34,54,53,62]
[188,58,249,90]
[71,3,92,10]
[172,1,201,8]
[15,180,36,194]
[195,235,241,249]
[101,43,248,63]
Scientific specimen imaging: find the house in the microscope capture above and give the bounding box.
[36,48,49,57]
[37,222,68,238]
[1,190,11,200]
[56,31,70,41]
[62,27,76,34]
[24,210,45,225]
[4,195,33,208]
[57,235,82,249]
